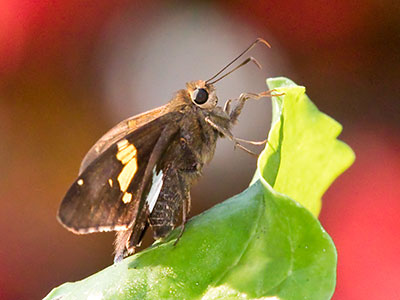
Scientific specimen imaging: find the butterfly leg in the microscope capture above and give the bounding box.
[235,137,267,145]
[220,89,283,152]
[205,116,258,156]
[226,89,283,124]
[223,99,232,114]
[174,186,190,246]
[234,137,276,152]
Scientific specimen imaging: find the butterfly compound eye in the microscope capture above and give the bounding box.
[192,88,209,104]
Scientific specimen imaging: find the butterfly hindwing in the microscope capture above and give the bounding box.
[58,112,182,234]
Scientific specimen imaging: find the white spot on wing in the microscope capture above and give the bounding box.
[146,167,163,213]
[74,224,127,234]
[77,179,84,186]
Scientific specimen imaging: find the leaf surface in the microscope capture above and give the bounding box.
[253,77,355,216]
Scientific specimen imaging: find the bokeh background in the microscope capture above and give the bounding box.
[1,1,399,299]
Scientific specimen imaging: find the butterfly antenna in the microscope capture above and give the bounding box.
[205,38,271,84]
[207,57,261,85]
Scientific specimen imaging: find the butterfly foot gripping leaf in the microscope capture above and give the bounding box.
[47,77,354,300]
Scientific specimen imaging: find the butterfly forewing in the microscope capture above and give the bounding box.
[58,112,182,234]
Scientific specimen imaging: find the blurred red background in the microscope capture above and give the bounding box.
[0,1,399,299]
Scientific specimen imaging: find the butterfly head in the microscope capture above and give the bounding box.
[186,80,218,110]
[183,39,271,112]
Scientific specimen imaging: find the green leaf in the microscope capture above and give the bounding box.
[45,183,336,300]
[253,77,355,216]
[45,77,354,300]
